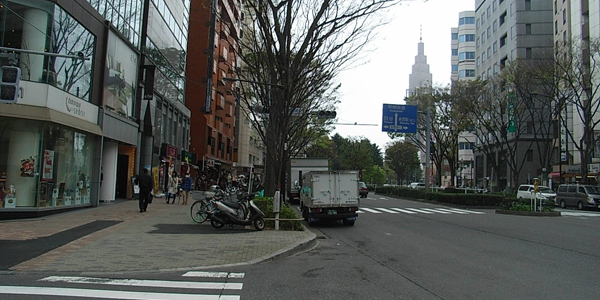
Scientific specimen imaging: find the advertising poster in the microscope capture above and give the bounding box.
[20,157,35,177]
[42,150,54,181]
[152,166,160,194]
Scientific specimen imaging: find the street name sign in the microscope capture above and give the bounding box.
[382,104,417,133]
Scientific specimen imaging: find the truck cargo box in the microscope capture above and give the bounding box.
[300,171,360,226]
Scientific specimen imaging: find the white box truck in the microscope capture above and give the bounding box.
[289,158,329,204]
[300,170,360,226]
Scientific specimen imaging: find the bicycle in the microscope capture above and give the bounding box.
[190,197,212,223]
[190,190,222,223]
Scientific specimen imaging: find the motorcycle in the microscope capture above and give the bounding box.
[209,193,266,231]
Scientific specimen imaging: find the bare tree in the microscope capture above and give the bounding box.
[553,38,600,182]
[234,0,402,194]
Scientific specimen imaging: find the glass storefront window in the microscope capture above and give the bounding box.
[41,124,95,207]
[0,1,95,102]
[0,117,95,209]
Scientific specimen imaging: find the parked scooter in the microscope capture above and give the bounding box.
[209,193,266,231]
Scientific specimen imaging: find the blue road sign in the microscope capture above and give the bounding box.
[382,104,417,133]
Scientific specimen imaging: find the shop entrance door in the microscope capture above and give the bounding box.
[116,154,129,199]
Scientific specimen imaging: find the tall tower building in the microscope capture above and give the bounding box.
[452,11,476,187]
[475,0,553,80]
[473,0,554,190]
[407,29,433,97]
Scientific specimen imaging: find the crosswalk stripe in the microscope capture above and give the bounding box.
[182,271,245,279]
[390,208,417,214]
[435,208,470,214]
[404,208,435,214]
[561,212,600,217]
[372,207,399,213]
[444,208,485,214]
[40,276,242,290]
[420,208,452,214]
[0,286,240,300]
[359,208,382,213]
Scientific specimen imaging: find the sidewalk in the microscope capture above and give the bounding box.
[0,195,316,274]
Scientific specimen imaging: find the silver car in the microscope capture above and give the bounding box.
[556,184,600,210]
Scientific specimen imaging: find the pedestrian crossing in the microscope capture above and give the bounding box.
[0,271,244,299]
[358,207,485,215]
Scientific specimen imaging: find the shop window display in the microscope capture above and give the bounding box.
[0,118,94,208]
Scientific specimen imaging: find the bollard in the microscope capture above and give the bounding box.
[273,191,281,230]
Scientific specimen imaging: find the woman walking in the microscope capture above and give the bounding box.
[167,171,180,204]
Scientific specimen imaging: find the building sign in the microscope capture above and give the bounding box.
[143,66,155,101]
[66,96,86,117]
[507,92,516,133]
[566,165,581,174]
[181,150,197,165]
[166,145,177,158]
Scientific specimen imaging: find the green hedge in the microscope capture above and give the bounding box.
[254,197,304,231]
[374,186,506,207]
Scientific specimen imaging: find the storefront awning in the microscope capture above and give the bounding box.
[1,104,103,136]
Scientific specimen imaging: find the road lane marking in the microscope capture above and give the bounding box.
[403,208,435,214]
[390,208,417,214]
[359,208,382,213]
[39,276,242,290]
[182,271,245,279]
[444,208,485,214]
[420,208,452,214]
[435,208,470,214]
[372,208,399,213]
[0,286,240,300]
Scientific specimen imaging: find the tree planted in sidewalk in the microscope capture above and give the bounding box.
[233,0,402,195]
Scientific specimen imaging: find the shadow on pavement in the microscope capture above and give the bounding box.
[149,224,257,234]
[0,220,121,270]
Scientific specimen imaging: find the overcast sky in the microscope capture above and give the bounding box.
[332,0,475,152]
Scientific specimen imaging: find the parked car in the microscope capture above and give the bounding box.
[516,184,557,206]
[359,181,368,198]
[556,184,600,210]
[409,182,425,189]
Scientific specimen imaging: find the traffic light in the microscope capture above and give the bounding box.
[317,110,337,119]
[0,66,21,104]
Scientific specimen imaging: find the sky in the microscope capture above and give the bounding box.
[333,0,475,152]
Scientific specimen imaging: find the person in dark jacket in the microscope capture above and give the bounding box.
[180,172,193,205]
[134,168,153,212]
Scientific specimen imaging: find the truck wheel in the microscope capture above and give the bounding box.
[343,219,355,226]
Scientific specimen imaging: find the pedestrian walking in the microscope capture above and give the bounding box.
[134,168,153,212]
[180,172,192,205]
[167,171,180,204]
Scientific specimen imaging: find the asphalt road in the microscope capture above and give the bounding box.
[237,194,600,299]
[1,194,599,299]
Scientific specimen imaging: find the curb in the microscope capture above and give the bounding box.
[495,209,561,217]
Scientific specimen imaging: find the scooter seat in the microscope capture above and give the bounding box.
[223,201,242,209]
